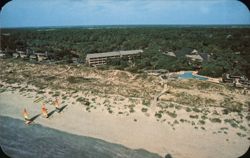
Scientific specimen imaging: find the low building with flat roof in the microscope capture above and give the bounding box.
[186,54,203,62]
[0,53,6,58]
[34,53,48,62]
[86,50,143,66]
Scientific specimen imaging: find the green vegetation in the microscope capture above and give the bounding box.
[166,111,177,118]
[174,92,204,106]
[189,115,199,119]
[220,127,228,130]
[220,98,243,113]
[128,104,135,113]
[174,120,179,124]
[192,107,201,113]
[155,112,162,119]
[37,90,45,94]
[198,120,205,125]
[141,107,148,112]
[246,115,250,121]
[222,108,229,115]
[185,107,192,112]
[1,27,250,78]
[224,119,238,128]
[174,105,182,110]
[67,76,92,84]
[62,95,67,100]
[236,132,246,137]
[52,91,61,97]
[209,118,222,123]
[196,82,224,91]
[201,115,208,120]
[142,99,150,107]
[76,97,90,105]
[108,109,113,114]
[239,125,247,131]
[180,119,185,123]
[168,80,191,89]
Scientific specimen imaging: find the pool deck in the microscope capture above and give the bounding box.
[192,71,221,83]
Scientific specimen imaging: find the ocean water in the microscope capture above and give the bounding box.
[0,116,162,158]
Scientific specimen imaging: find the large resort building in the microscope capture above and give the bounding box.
[86,50,143,66]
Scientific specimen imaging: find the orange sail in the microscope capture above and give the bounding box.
[54,98,60,108]
[42,104,48,118]
[23,108,29,120]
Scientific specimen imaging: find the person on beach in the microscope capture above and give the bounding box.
[41,103,48,118]
[23,108,31,124]
[53,98,60,112]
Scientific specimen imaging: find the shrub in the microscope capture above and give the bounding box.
[155,112,162,118]
[199,120,205,125]
[169,103,174,108]
[62,96,67,100]
[180,119,185,123]
[165,154,173,158]
[224,119,238,128]
[37,90,45,94]
[175,105,182,110]
[189,115,199,119]
[76,97,90,105]
[48,91,53,94]
[209,118,222,123]
[192,107,201,113]
[198,64,224,78]
[220,98,243,113]
[246,116,250,121]
[53,91,60,97]
[142,99,150,106]
[166,111,177,118]
[220,127,228,130]
[129,108,135,113]
[174,120,179,124]
[0,88,6,93]
[239,125,247,131]
[222,109,229,115]
[141,108,148,112]
[236,132,246,137]
[185,107,192,112]
[67,76,92,84]
[201,115,208,120]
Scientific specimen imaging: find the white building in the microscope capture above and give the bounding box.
[86,50,143,66]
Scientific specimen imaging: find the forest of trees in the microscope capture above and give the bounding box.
[1,26,250,78]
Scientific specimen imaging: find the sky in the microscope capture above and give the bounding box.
[0,0,249,27]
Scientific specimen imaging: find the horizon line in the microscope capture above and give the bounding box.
[1,24,250,29]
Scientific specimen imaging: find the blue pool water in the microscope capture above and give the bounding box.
[179,72,208,80]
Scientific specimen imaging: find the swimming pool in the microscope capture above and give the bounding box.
[178,71,208,80]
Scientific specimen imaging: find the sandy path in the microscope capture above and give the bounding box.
[0,91,249,158]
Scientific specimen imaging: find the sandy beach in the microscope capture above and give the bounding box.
[0,89,249,158]
[0,60,249,158]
